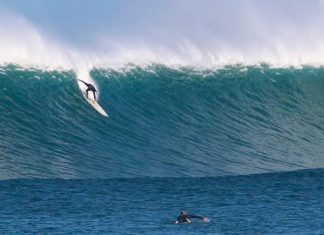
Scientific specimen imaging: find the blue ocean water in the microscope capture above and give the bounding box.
[1,64,324,234]
[0,169,323,234]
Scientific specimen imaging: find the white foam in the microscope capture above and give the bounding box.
[2,1,324,72]
[0,10,73,70]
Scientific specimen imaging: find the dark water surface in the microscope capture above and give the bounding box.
[0,169,322,234]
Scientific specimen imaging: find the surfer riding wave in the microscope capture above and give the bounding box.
[78,79,97,101]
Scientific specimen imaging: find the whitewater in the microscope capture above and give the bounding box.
[3,0,324,69]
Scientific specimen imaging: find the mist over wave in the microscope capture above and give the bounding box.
[1,65,324,179]
[2,0,324,69]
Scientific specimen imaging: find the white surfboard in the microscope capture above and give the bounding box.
[82,92,109,117]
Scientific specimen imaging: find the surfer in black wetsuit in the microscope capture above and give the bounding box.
[175,211,209,224]
[78,79,97,100]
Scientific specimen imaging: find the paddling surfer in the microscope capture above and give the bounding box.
[175,211,209,224]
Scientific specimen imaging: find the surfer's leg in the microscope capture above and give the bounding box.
[93,91,96,101]
[86,88,90,98]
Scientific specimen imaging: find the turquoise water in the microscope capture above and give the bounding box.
[1,64,324,233]
[1,65,324,179]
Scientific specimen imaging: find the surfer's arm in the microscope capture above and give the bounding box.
[78,79,89,86]
[189,215,209,222]
[189,214,209,222]
[188,214,203,219]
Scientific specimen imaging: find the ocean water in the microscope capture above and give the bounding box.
[1,64,324,234]
[0,169,323,234]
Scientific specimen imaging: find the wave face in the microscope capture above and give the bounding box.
[1,65,324,179]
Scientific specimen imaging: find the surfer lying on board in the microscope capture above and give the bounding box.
[175,211,209,224]
[78,79,97,101]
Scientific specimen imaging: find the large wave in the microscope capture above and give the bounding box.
[1,1,324,179]
[1,65,324,179]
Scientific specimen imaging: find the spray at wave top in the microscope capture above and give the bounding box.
[2,1,324,69]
